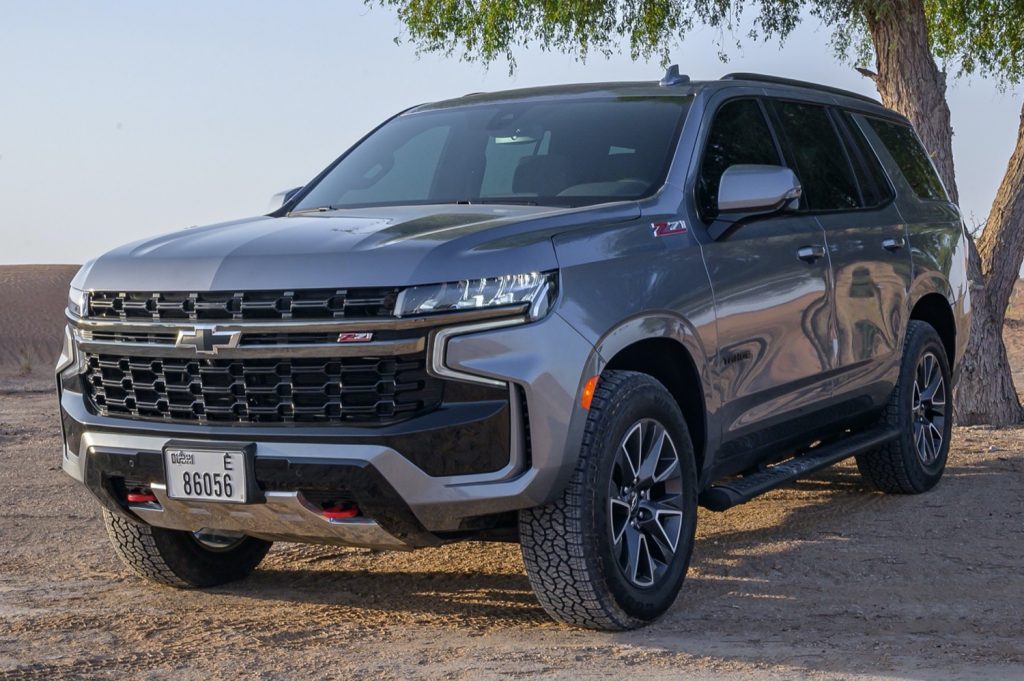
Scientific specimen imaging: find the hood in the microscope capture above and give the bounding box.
[80,203,639,291]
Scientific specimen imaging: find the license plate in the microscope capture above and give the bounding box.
[164,447,248,503]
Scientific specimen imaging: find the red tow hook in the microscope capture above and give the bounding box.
[322,503,359,520]
[126,492,158,504]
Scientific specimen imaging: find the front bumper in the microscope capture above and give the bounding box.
[59,311,598,548]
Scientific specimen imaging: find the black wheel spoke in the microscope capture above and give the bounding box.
[636,424,666,486]
[609,498,631,545]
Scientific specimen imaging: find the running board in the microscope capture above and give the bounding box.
[699,425,900,512]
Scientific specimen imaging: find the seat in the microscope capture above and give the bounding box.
[512,155,572,196]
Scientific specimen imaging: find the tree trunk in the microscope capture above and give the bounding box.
[955,104,1024,425]
[863,0,958,203]
[863,0,1024,425]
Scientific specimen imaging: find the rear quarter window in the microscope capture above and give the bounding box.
[864,118,947,201]
[836,111,895,208]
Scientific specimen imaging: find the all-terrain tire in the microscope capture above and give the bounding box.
[856,320,952,494]
[519,370,698,631]
[103,510,272,588]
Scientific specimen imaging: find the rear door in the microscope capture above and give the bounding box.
[695,97,835,468]
[767,100,912,412]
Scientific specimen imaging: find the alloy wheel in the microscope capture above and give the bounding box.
[911,351,947,465]
[608,419,685,588]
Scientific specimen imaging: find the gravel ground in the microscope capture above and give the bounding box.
[2,378,1023,680]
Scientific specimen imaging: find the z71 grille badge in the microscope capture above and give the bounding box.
[652,221,688,237]
[336,332,374,343]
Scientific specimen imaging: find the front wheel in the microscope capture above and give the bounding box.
[856,320,952,493]
[519,370,698,631]
[103,510,272,588]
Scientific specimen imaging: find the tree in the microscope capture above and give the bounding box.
[373,0,1024,424]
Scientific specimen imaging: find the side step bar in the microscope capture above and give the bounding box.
[699,425,900,512]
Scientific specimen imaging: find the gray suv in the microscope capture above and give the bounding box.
[57,69,970,631]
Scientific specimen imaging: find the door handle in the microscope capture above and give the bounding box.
[882,237,906,252]
[796,244,826,263]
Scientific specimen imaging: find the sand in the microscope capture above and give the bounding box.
[0,265,79,377]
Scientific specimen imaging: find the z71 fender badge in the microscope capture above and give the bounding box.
[652,220,688,237]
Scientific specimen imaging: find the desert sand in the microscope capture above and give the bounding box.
[0,265,79,377]
[1,265,1022,679]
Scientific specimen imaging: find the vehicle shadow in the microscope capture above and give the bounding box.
[233,560,549,626]
[222,454,1024,676]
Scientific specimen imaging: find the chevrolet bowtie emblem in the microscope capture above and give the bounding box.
[175,325,241,355]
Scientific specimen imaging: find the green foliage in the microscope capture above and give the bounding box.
[372,0,1024,85]
[377,1,684,67]
[927,0,1024,85]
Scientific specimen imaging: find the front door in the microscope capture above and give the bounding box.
[694,97,835,466]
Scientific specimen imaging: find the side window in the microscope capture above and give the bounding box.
[697,99,781,219]
[864,118,948,201]
[769,100,861,211]
[836,111,895,207]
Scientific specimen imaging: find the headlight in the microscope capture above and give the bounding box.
[67,286,88,317]
[395,271,557,320]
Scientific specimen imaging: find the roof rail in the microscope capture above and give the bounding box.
[720,72,879,105]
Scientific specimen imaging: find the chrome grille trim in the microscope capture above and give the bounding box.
[68,304,528,335]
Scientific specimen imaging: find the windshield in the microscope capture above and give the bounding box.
[294,97,690,211]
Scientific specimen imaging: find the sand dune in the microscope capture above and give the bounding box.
[0,264,79,377]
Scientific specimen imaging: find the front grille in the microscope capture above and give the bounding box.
[87,288,400,322]
[83,352,442,425]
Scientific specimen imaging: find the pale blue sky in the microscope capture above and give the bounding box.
[0,1,1019,264]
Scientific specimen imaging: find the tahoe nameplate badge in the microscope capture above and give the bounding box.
[164,448,248,503]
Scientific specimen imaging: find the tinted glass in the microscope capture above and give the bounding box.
[865,118,947,201]
[697,99,781,218]
[770,100,861,211]
[295,98,690,210]
[837,111,894,207]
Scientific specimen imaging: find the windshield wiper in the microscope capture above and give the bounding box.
[472,199,540,206]
[287,206,335,215]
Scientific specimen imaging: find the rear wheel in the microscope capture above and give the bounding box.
[856,320,952,493]
[103,510,272,587]
[519,370,698,631]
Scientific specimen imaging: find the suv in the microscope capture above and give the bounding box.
[58,69,969,631]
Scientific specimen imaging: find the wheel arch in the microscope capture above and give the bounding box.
[591,315,713,479]
[910,292,957,370]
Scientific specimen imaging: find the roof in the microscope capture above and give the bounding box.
[412,68,893,118]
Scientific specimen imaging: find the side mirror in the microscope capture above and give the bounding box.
[708,165,802,240]
[268,186,304,211]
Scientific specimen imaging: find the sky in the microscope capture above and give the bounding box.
[0,1,1020,265]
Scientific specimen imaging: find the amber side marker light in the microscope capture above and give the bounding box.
[581,375,600,410]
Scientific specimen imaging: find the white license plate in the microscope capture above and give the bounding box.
[164,448,247,503]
